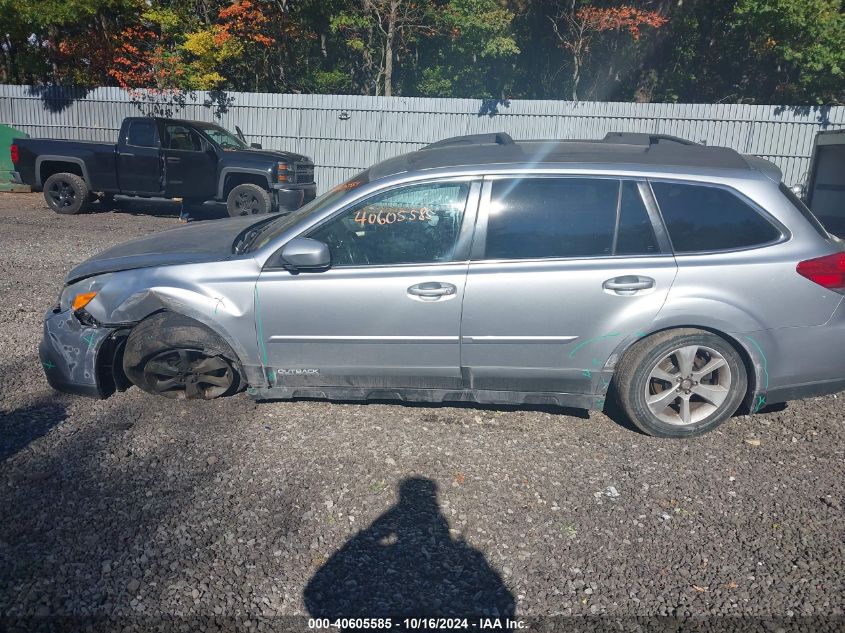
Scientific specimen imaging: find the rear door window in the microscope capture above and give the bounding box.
[650,181,781,252]
[483,178,659,260]
[126,120,159,148]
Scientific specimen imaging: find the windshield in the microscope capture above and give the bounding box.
[200,124,248,150]
[247,175,370,252]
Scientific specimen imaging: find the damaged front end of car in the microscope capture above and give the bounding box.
[39,273,136,399]
[39,306,132,399]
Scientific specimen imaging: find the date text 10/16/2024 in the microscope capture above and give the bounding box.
[308,618,527,630]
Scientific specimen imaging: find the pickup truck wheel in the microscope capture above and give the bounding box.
[123,313,242,400]
[43,173,90,215]
[227,183,272,217]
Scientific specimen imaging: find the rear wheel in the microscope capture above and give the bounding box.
[43,172,90,215]
[613,328,747,438]
[226,183,272,217]
[123,313,242,400]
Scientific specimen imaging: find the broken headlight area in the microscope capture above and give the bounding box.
[58,273,113,313]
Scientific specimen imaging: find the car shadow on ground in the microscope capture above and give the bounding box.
[304,477,515,625]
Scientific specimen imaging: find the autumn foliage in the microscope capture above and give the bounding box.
[575,6,668,42]
[218,0,275,47]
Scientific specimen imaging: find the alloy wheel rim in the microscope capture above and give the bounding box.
[48,179,75,208]
[235,192,260,215]
[143,348,233,399]
[644,344,732,426]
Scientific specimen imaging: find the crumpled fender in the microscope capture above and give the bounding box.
[85,282,266,387]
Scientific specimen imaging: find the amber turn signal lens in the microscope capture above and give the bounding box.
[72,291,97,311]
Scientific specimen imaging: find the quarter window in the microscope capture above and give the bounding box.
[126,120,158,148]
[308,182,470,266]
[651,182,781,252]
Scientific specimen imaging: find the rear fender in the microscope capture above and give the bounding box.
[599,308,776,413]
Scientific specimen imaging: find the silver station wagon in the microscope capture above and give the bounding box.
[40,132,845,437]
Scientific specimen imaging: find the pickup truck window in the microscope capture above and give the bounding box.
[127,120,159,148]
[201,126,247,151]
[164,125,203,152]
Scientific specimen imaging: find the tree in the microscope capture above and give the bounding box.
[417,0,519,98]
[331,0,440,96]
[547,2,667,100]
[732,0,845,104]
[1,0,842,105]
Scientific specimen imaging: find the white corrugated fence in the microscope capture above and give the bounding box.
[2,84,843,192]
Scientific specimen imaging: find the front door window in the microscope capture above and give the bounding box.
[308,182,471,266]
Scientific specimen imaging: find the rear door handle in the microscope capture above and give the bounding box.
[166,157,181,164]
[407,282,457,299]
[603,275,655,295]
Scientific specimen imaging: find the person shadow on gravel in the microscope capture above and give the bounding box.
[304,477,515,627]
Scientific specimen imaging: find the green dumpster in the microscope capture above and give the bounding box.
[0,124,30,192]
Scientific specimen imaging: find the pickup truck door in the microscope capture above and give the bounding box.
[117,119,163,194]
[160,123,217,200]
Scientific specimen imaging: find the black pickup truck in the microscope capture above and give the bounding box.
[10,117,316,216]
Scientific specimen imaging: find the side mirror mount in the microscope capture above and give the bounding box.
[250,142,263,149]
[279,238,330,271]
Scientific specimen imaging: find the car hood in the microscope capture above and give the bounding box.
[65,215,267,283]
[238,148,311,164]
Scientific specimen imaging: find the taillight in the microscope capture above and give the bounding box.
[797,253,845,292]
[10,144,18,164]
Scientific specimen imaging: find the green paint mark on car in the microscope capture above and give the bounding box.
[743,335,769,389]
[568,332,620,358]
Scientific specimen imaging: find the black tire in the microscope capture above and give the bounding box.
[613,328,747,438]
[122,312,242,400]
[226,183,272,217]
[43,172,90,215]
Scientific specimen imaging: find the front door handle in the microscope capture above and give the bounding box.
[166,156,181,164]
[407,282,457,299]
[603,275,655,295]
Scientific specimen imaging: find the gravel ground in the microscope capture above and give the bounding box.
[1,192,844,631]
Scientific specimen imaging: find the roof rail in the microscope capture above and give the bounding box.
[424,132,515,150]
[602,132,698,147]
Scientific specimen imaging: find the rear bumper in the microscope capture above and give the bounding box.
[273,183,316,211]
[39,307,124,399]
[747,298,845,409]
